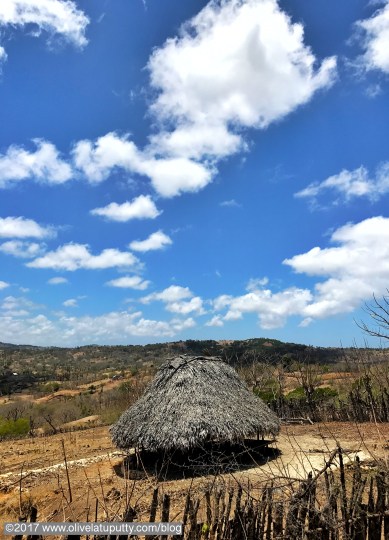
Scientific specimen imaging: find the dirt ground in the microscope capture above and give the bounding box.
[0,422,388,530]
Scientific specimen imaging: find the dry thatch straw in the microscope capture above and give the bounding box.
[111,355,280,452]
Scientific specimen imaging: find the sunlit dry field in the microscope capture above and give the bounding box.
[0,421,387,528]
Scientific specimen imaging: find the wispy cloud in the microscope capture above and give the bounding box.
[63,298,78,308]
[295,163,389,205]
[0,0,89,56]
[106,276,150,290]
[47,277,68,285]
[0,45,6,66]
[219,199,241,208]
[1,295,40,316]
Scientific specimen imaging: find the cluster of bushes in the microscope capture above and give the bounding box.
[0,417,29,438]
[254,385,339,421]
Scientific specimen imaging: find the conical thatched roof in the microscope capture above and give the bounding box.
[111,355,280,452]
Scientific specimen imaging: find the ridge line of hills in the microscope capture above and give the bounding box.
[0,337,387,395]
[0,337,383,362]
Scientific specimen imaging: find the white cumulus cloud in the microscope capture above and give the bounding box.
[0,216,54,238]
[140,156,213,197]
[211,216,389,328]
[141,285,193,304]
[148,0,336,161]
[356,1,389,73]
[0,309,196,346]
[73,131,213,197]
[129,230,172,252]
[0,281,9,290]
[0,1,336,200]
[72,132,141,184]
[206,315,224,327]
[141,285,205,315]
[0,240,46,258]
[214,286,312,329]
[165,296,205,315]
[90,194,161,222]
[0,140,73,188]
[284,216,389,319]
[26,243,140,271]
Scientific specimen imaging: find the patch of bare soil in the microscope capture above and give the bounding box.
[35,389,82,403]
[60,415,101,430]
[0,394,35,405]
[0,422,387,528]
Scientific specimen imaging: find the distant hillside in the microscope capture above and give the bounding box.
[0,341,43,350]
[0,337,387,395]
[0,336,371,370]
[162,338,334,364]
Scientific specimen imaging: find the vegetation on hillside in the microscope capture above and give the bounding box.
[1,336,386,396]
[0,337,388,438]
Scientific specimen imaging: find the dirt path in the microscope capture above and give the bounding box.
[0,451,123,482]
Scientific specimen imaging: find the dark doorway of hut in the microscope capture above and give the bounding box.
[115,438,280,481]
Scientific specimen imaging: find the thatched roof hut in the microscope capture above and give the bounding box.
[111,355,280,452]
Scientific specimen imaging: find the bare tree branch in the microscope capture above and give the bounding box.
[355,290,389,340]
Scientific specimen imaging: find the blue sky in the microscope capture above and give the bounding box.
[0,0,389,347]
